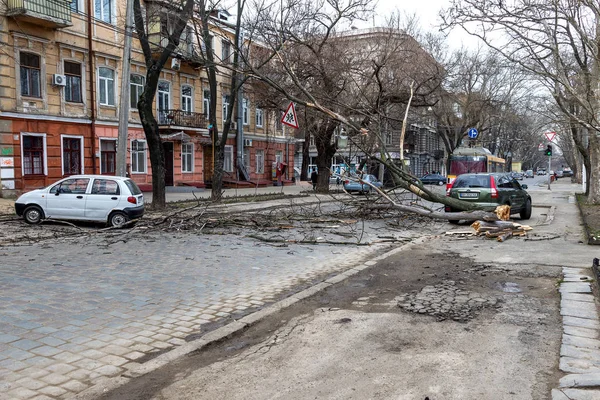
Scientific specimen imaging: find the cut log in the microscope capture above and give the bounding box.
[471,220,532,233]
[495,205,511,221]
[497,231,513,242]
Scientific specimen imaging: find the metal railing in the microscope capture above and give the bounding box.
[157,109,208,129]
[6,0,72,24]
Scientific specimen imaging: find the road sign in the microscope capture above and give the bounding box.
[545,131,556,142]
[467,128,478,139]
[538,143,545,151]
[281,102,299,129]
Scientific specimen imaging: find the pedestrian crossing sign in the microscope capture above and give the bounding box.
[281,102,299,129]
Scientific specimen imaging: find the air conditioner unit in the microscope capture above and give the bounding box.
[171,58,181,70]
[244,139,252,147]
[52,74,67,86]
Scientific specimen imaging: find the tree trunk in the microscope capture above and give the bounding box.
[211,146,225,200]
[301,128,310,181]
[314,122,337,192]
[588,133,600,201]
[138,67,166,209]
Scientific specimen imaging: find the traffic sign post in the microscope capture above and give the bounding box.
[467,128,478,139]
[281,102,299,129]
[545,131,556,142]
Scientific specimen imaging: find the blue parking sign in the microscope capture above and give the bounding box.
[467,128,478,139]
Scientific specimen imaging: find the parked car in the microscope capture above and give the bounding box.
[445,173,531,224]
[561,168,573,177]
[15,175,144,227]
[537,169,546,176]
[524,170,534,178]
[510,171,524,180]
[343,174,383,194]
[420,173,447,186]
[556,170,564,178]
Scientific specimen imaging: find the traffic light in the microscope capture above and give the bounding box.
[545,145,552,156]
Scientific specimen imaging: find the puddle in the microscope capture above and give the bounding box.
[495,282,521,293]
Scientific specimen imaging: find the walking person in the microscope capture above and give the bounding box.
[310,167,318,191]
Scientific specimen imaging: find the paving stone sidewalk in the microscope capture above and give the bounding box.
[552,267,600,399]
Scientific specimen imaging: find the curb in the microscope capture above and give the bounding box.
[72,236,428,399]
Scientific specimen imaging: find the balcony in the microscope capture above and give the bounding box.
[158,109,208,129]
[6,0,72,28]
[147,32,204,68]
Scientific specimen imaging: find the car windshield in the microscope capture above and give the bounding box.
[125,179,142,195]
[453,175,490,188]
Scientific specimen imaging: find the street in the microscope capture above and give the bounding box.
[1,179,599,399]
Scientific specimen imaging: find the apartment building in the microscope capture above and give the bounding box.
[301,27,444,179]
[0,0,293,195]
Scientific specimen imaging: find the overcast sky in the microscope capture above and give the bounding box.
[357,0,480,49]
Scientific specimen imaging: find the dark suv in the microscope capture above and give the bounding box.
[445,173,532,223]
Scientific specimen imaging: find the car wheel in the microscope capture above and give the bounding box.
[437,180,444,186]
[520,199,532,220]
[23,205,44,224]
[109,211,130,228]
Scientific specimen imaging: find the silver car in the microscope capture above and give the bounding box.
[15,175,144,227]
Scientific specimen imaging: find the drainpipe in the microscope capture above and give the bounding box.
[87,0,97,173]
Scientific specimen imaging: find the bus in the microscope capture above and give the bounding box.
[447,147,505,183]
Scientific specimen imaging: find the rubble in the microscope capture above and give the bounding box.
[397,280,501,322]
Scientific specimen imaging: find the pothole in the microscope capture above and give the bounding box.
[397,280,502,322]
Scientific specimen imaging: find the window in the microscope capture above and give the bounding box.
[221,40,231,63]
[63,137,82,175]
[91,179,119,195]
[256,149,264,174]
[224,145,233,172]
[131,139,146,173]
[385,132,392,146]
[20,52,41,98]
[100,139,116,174]
[53,178,90,194]
[242,98,249,125]
[276,112,283,130]
[70,0,79,12]
[310,135,315,147]
[182,85,193,114]
[203,89,210,118]
[98,67,115,106]
[275,150,283,165]
[64,61,82,103]
[222,94,230,125]
[243,148,250,170]
[256,108,263,127]
[130,74,145,109]
[181,142,193,173]
[95,0,113,24]
[157,81,170,124]
[23,135,44,175]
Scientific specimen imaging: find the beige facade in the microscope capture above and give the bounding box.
[0,0,294,194]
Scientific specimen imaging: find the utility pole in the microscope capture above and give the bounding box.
[116,0,134,177]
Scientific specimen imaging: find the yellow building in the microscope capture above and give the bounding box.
[0,0,294,194]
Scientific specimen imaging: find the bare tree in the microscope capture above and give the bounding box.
[442,0,600,201]
[132,0,195,208]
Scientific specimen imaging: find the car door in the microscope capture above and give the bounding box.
[45,178,90,219]
[84,178,124,221]
[510,180,527,210]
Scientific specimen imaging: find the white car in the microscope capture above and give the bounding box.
[15,175,144,227]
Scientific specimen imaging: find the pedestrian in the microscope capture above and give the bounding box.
[310,167,318,191]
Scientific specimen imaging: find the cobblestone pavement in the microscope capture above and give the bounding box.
[0,230,394,399]
[552,267,600,399]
